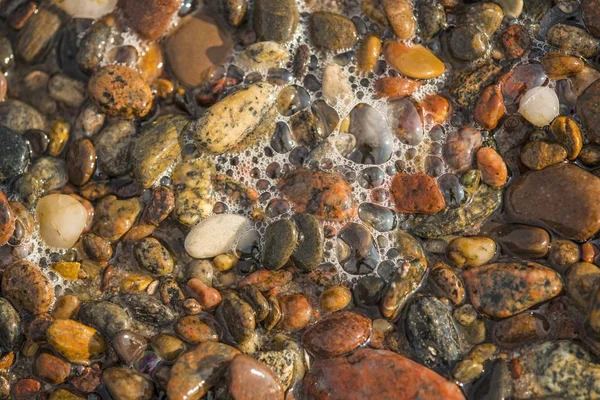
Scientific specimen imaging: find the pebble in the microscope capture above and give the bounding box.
[132,114,188,188]
[301,349,465,400]
[374,76,420,99]
[322,64,352,106]
[578,79,600,144]
[309,12,358,51]
[134,238,174,276]
[456,2,503,36]
[506,163,600,241]
[55,0,117,19]
[88,65,152,119]
[302,311,371,358]
[94,121,136,177]
[0,99,45,133]
[430,264,465,305]
[78,301,132,338]
[166,12,233,87]
[493,312,549,347]
[12,378,41,400]
[46,319,106,365]
[16,7,61,63]
[547,24,599,58]
[172,159,216,226]
[144,186,175,226]
[235,41,289,71]
[0,190,15,247]
[185,214,253,258]
[1,260,54,314]
[383,0,416,39]
[489,224,550,258]
[387,98,423,145]
[319,285,352,311]
[493,0,523,18]
[520,140,567,170]
[518,86,560,127]
[262,219,298,270]
[443,126,482,173]
[0,298,21,353]
[448,26,489,62]
[290,213,324,271]
[167,341,239,399]
[580,147,600,168]
[226,354,284,400]
[446,236,496,269]
[52,295,80,320]
[113,293,177,328]
[278,294,313,331]
[192,82,276,154]
[0,128,30,184]
[542,52,585,80]
[566,262,600,309]
[341,103,393,163]
[123,0,180,40]
[500,24,531,60]
[357,33,382,74]
[384,41,445,79]
[451,61,502,107]
[48,74,86,109]
[151,334,185,361]
[463,261,563,318]
[418,0,446,41]
[175,315,220,344]
[102,367,154,400]
[66,139,96,186]
[476,147,508,187]
[473,85,505,131]
[391,173,446,214]
[33,353,70,385]
[93,196,142,241]
[548,239,580,271]
[82,233,113,262]
[358,203,396,232]
[188,278,222,310]
[550,117,581,161]
[254,0,299,43]
[278,168,356,221]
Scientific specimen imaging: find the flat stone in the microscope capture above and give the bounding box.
[301,348,465,400]
[0,298,21,353]
[254,0,299,43]
[1,260,54,314]
[123,0,181,40]
[463,261,563,318]
[226,354,284,400]
[46,320,106,366]
[185,214,253,258]
[391,173,446,214]
[16,7,61,63]
[102,367,154,400]
[235,41,289,71]
[309,12,358,51]
[0,99,45,133]
[78,301,133,338]
[166,12,233,87]
[505,163,600,241]
[0,127,30,183]
[94,121,136,177]
[302,311,371,358]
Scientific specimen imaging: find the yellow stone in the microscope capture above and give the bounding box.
[50,389,85,400]
[121,273,154,293]
[384,41,445,79]
[52,261,81,280]
[47,319,107,365]
[48,119,70,156]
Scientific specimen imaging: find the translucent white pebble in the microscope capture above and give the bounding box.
[54,0,117,19]
[322,64,352,106]
[518,86,559,127]
[36,194,87,249]
[185,214,253,259]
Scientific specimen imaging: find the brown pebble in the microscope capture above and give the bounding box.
[541,52,585,80]
[66,139,96,186]
[123,0,182,40]
[473,85,505,130]
[187,278,222,310]
[82,233,113,262]
[9,1,37,30]
[374,76,420,100]
[144,186,175,225]
[549,115,583,160]
[52,295,80,320]
[391,173,446,214]
[500,24,531,60]
[477,147,508,187]
[582,242,597,263]
[357,33,382,74]
[320,285,352,312]
[278,294,313,331]
[175,315,219,344]
[1,260,54,314]
[0,189,15,247]
[12,378,40,400]
[33,353,70,385]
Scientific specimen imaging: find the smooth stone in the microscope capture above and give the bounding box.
[16,7,61,63]
[463,261,563,318]
[548,239,580,271]
[78,301,133,338]
[489,224,550,258]
[167,342,240,400]
[374,76,421,99]
[102,367,154,400]
[88,65,152,119]
[500,24,531,59]
[443,126,482,172]
[72,102,105,140]
[262,219,298,270]
[0,298,21,352]
[342,103,393,164]
[0,127,29,183]
[357,33,382,73]
[235,41,289,71]
[520,141,567,170]
[382,0,415,39]
[513,341,600,398]
[75,15,115,72]
[144,186,175,226]
[48,74,86,109]
[185,214,253,258]
[276,85,310,116]
[278,294,312,331]
[578,79,600,144]
[391,173,446,214]
[192,82,276,154]
[113,293,177,328]
[134,237,174,276]
[493,312,549,347]
[309,12,358,51]
[477,147,508,187]
[94,121,136,177]
[319,285,352,312]
[278,168,356,221]
[112,331,148,365]
[215,0,248,26]
[175,315,219,344]
[384,41,445,79]
[358,203,396,232]
[566,262,600,310]
[66,139,96,186]
[387,98,423,145]
[29,156,68,193]
[123,0,181,40]
[406,296,463,369]
[355,276,385,306]
[448,26,489,62]
[418,0,446,41]
[36,194,86,250]
[547,24,600,58]
[430,264,466,305]
[447,236,496,269]
[302,311,371,358]
[506,163,600,241]
[254,0,299,43]
[93,196,143,241]
[171,159,216,226]
[301,348,465,400]
[550,116,582,160]
[1,260,54,314]
[166,12,233,87]
[455,2,504,36]
[226,354,284,400]
[518,86,559,127]
[46,320,106,365]
[33,353,70,385]
[583,0,600,37]
[151,334,185,361]
[218,290,256,350]
[492,0,523,18]
[473,85,505,130]
[56,0,117,18]
[0,99,45,133]
[451,62,502,107]
[131,114,188,188]
[542,52,585,80]
[322,64,352,106]
[289,213,324,271]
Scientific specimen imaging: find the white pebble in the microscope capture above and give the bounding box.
[185,214,253,259]
[518,86,559,127]
[36,194,87,249]
[55,0,117,19]
[322,64,352,106]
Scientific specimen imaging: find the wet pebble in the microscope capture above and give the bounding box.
[476,147,508,187]
[1,260,54,314]
[0,298,21,353]
[473,85,504,131]
[489,224,550,258]
[384,41,445,79]
[278,294,313,331]
[542,52,585,80]
[451,61,502,107]
[520,141,567,170]
[443,126,482,172]
[302,311,371,358]
[79,301,132,338]
[123,0,180,40]
[0,99,45,133]
[447,236,496,269]
[226,354,284,400]
[134,238,174,276]
[549,115,582,160]
[383,0,416,39]
[0,127,30,183]
[175,315,219,344]
[16,7,61,63]
[387,98,423,145]
[322,64,352,106]
[46,319,106,365]
[391,173,445,214]
[93,196,142,241]
[547,24,599,59]
[185,214,253,258]
[493,312,549,347]
[94,121,136,177]
[418,0,446,41]
[430,264,465,305]
[310,12,358,51]
[33,353,70,385]
[150,334,185,362]
[102,367,154,400]
[500,24,531,59]
[235,41,289,71]
[66,139,96,186]
[254,0,299,43]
